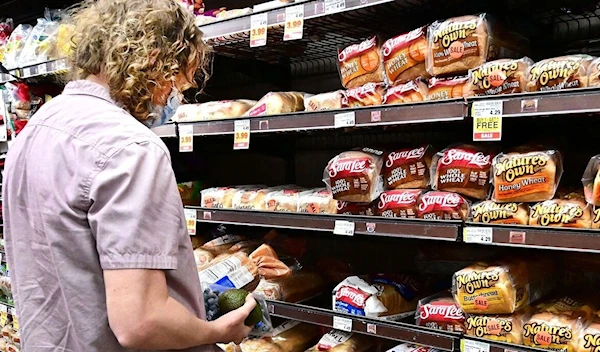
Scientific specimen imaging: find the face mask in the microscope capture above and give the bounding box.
[145,87,183,128]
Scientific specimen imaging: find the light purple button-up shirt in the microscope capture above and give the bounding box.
[2,80,211,351]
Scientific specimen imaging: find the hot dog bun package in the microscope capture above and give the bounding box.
[243,92,305,117]
[383,145,434,189]
[297,188,338,214]
[471,200,529,225]
[341,82,386,108]
[427,76,471,101]
[264,187,305,212]
[465,312,529,343]
[529,195,592,228]
[382,26,429,85]
[305,330,373,352]
[201,186,239,209]
[582,155,600,206]
[324,148,385,203]
[254,271,325,303]
[338,36,385,88]
[418,191,470,221]
[376,189,423,218]
[240,321,321,352]
[491,149,563,203]
[384,79,429,104]
[432,145,493,200]
[468,57,533,96]
[527,55,594,92]
[305,91,343,111]
[173,100,256,122]
[453,258,555,314]
[523,296,595,352]
[416,291,466,333]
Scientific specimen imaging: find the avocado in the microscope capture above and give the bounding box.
[218,289,263,326]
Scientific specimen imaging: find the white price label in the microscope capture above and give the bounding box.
[325,0,346,13]
[22,67,31,78]
[38,63,47,75]
[184,208,197,236]
[461,339,490,352]
[234,119,251,150]
[333,220,355,236]
[472,100,503,118]
[250,14,268,47]
[463,227,493,244]
[9,308,16,316]
[284,5,304,41]
[57,59,68,70]
[332,316,352,332]
[179,124,194,152]
[334,112,355,128]
[0,305,7,313]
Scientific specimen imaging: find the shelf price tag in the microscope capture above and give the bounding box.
[38,63,48,75]
[0,305,7,327]
[334,111,355,128]
[250,13,268,47]
[463,227,493,244]
[472,100,503,141]
[10,308,18,330]
[284,5,304,41]
[179,124,194,152]
[325,0,346,14]
[234,119,251,150]
[334,220,355,236]
[21,67,31,78]
[184,209,197,236]
[333,316,352,332]
[460,339,490,352]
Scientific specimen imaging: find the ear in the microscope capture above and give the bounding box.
[148,48,161,65]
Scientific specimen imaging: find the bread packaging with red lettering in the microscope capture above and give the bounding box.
[231,187,270,211]
[305,330,373,352]
[383,146,434,189]
[471,200,529,225]
[468,57,533,96]
[432,146,493,199]
[527,55,594,92]
[376,189,423,218]
[583,155,600,206]
[264,187,305,212]
[427,76,471,101]
[240,321,321,352]
[201,187,239,209]
[243,92,305,117]
[324,148,385,203]
[337,201,375,216]
[384,80,429,104]
[418,191,470,221]
[297,188,338,214]
[341,82,386,108]
[173,100,256,122]
[587,57,600,87]
[529,194,592,228]
[465,312,528,343]
[338,36,385,88]
[416,292,466,333]
[382,26,429,85]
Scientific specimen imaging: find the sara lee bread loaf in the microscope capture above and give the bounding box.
[240,321,321,352]
[382,26,429,85]
[297,188,338,214]
[337,201,375,216]
[465,312,528,343]
[201,186,239,208]
[418,191,470,221]
[452,258,553,314]
[383,145,434,189]
[432,145,493,200]
[471,200,529,225]
[384,80,429,104]
[341,82,386,107]
[306,330,373,352]
[492,150,563,203]
[376,189,423,218]
[468,57,533,96]
[338,36,385,88]
[243,92,305,117]
[587,57,600,87]
[416,292,466,333]
[529,195,592,228]
[305,91,343,111]
[578,314,600,352]
[527,55,594,91]
[324,148,385,203]
[583,155,600,206]
[427,76,471,101]
[172,100,257,122]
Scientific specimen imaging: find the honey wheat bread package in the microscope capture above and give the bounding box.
[471,200,529,225]
[527,55,594,92]
[342,83,386,108]
[383,145,434,189]
[338,36,385,88]
[382,26,429,85]
[465,312,529,343]
[384,80,429,104]
[427,76,472,101]
[468,57,533,96]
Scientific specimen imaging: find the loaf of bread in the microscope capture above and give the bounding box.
[243,92,305,117]
[324,148,385,203]
[305,91,343,111]
[383,145,434,189]
[253,271,325,303]
[173,100,256,122]
[432,145,493,200]
[583,155,600,206]
[384,80,429,105]
[527,55,594,92]
[306,331,373,352]
[341,82,386,108]
[492,150,563,203]
[587,57,600,87]
[231,187,269,211]
[382,26,429,85]
[465,312,528,343]
[427,76,472,101]
[418,191,470,221]
[297,188,338,214]
[201,187,239,209]
[376,189,423,218]
[468,57,533,96]
[337,201,375,216]
[240,321,321,352]
[578,314,600,352]
[338,36,385,88]
[416,292,466,333]
[264,187,304,212]
[529,197,592,228]
[471,200,529,225]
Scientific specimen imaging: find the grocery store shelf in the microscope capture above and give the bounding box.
[194,208,460,241]
[151,124,177,138]
[266,300,457,351]
[461,336,552,352]
[1,59,68,83]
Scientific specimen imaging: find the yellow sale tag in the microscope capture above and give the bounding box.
[284,5,304,41]
[184,209,197,236]
[179,124,194,152]
[233,120,250,150]
[0,312,7,327]
[10,308,18,330]
[472,100,502,141]
[250,14,268,47]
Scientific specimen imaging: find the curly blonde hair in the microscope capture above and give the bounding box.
[67,0,211,121]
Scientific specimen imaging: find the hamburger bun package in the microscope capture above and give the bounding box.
[427,76,472,101]
[297,188,338,214]
[416,291,466,333]
[243,92,305,117]
[471,200,529,225]
[382,26,430,85]
[418,191,470,221]
[240,321,321,352]
[338,36,385,88]
[384,79,429,105]
[383,145,434,189]
[341,82,386,108]
[263,187,305,212]
[527,55,594,92]
[492,149,563,203]
[468,57,533,96]
[201,186,240,209]
[376,189,423,218]
[582,155,600,206]
[305,91,343,111]
[465,312,530,343]
[529,195,592,228]
[305,330,373,352]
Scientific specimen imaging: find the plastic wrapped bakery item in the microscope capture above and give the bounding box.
[3,24,32,69]
[382,26,429,85]
[465,312,528,343]
[452,258,554,314]
[231,187,274,211]
[471,200,529,225]
[202,234,246,256]
[337,201,375,216]
[376,189,423,218]
[384,80,429,105]
[468,57,533,96]
[297,188,338,214]
[264,187,305,212]
[593,207,600,229]
[201,187,239,208]
[178,181,202,206]
[432,145,493,199]
[324,148,385,203]
[583,155,600,206]
[306,330,373,352]
[338,36,385,88]
[527,55,594,92]
[194,248,215,270]
[254,271,325,302]
[491,150,563,203]
[383,145,434,189]
[427,76,471,101]
[386,343,441,352]
[341,83,386,108]
[588,57,600,87]
[305,91,343,111]
[418,191,470,221]
[240,321,321,352]
[578,313,600,352]
[173,100,256,122]
[529,196,592,228]
[416,291,466,333]
[369,273,423,316]
[243,92,305,117]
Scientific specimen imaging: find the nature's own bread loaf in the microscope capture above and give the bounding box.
[382,26,429,85]
[172,100,256,122]
[587,57,600,87]
[240,321,321,352]
[427,76,472,101]
[468,57,533,96]
[416,292,466,333]
[384,80,429,104]
[529,195,592,228]
[338,36,385,88]
[376,189,423,218]
[582,155,600,206]
[243,92,305,117]
[492,150,563,203]
[306,330,373,352]
[383,145,434,189]
[466,313,528,343]
[418,191,470,221]
[342,83,386,107]
[526,55,594,92]
[471,200,529,225]
[578,314,600,352]
[305,91,343,111]
[297,188,338,214]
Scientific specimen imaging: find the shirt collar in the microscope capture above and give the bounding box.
[62,80,115,104]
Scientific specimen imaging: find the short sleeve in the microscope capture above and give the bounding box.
[88,140,185,270]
